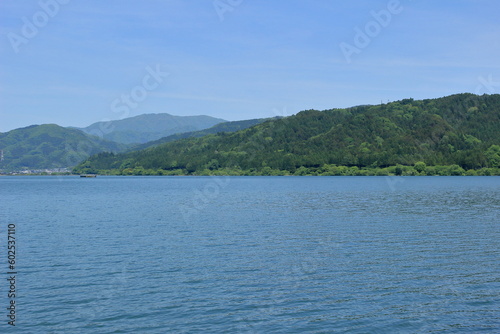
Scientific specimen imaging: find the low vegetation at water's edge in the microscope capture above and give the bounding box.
[74,163,500,176]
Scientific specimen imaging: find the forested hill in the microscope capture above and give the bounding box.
[129,117,273,151]
[74,93,500,176]
[0,124,127,170]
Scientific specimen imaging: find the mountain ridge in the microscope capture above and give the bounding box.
[0,124,128,171]
[0,115,272,172]
[129,117,277,151]
[76,113,227,144]
[74,93,500,176]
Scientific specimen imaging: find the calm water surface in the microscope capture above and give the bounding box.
[0,176,499,333]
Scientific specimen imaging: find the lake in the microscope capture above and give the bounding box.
[0,176,499,333]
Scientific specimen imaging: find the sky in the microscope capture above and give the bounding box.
[1,0,499,132]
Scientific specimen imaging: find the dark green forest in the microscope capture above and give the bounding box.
[129,117,272,151]
[74,93,500,176]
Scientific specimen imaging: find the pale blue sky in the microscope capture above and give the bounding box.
[1,0,499,132]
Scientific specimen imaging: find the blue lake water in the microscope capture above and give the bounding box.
[0,176,499,333]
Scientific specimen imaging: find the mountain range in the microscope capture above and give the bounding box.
[129,117,274,151]
[2,94,500,174]
[73,93,500,176]
[0,114,263,171]
[76,113,226,144]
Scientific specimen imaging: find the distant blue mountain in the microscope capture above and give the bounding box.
[130,117,275,151]
[76,113,227,144]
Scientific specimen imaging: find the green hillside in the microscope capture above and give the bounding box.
[77,113,226,144]
[74,94,500,176]
[129,117,275,151]
[0,124,127,171]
